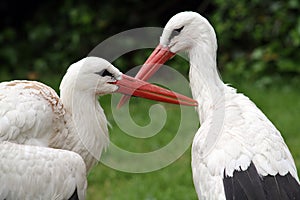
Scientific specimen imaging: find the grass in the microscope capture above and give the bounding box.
[86,78,300,200]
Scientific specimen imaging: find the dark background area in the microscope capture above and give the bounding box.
[0,0,299,87]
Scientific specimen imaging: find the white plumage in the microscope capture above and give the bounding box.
[0,80,63,147]
[0,141,87,200]
[131,11,300,199]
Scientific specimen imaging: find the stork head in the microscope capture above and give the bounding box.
[60,57,120,96]
[160,11,217,54]
[60,57,198,106]
[71,57,122,95]
[117,12,216,107]
[125,12,217,82]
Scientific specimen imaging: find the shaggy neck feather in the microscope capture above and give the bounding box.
[189,44,226,124]
[54,80,109,172]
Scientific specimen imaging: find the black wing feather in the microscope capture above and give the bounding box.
[223,161,300,200]
[223,162,266,200]
[68,188,79,200]
[263,175,282,200]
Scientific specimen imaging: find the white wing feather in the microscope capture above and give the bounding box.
[0,141,87,200]
[0,80,64,146]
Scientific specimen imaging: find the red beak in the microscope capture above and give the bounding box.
[134,44,175,80]
[118,44,183,108]
[112,74,197,109]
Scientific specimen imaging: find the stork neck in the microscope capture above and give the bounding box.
[189,45,225,123]
[55,90,109,172]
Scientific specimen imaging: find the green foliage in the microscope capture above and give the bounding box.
[1,1,299,83]
[211,0,300,82]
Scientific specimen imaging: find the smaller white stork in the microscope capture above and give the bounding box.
[119,12,300,199]
[0,57,197,199]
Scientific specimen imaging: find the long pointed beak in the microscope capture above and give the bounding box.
[118,44,177,108]
[111,74,197,109]
[135,44,175,80]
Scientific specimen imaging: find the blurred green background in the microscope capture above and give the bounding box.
[1,0,300,199]
[1,0,299,83]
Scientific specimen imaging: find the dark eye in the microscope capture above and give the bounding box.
[168,26,184,42]
[174,26,184,33]
[95,69,114,77]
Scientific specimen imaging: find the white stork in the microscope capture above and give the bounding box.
[119,12,300,199]
[0,56,197,199]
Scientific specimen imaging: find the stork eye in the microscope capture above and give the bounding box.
[174,26,184,33]
[95,69,114,77]
[169,26,184,42]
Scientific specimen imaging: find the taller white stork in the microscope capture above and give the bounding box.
[119,12,300,199]
[0,57,197,199]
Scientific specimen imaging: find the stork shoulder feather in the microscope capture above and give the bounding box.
[0,81,65,146]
